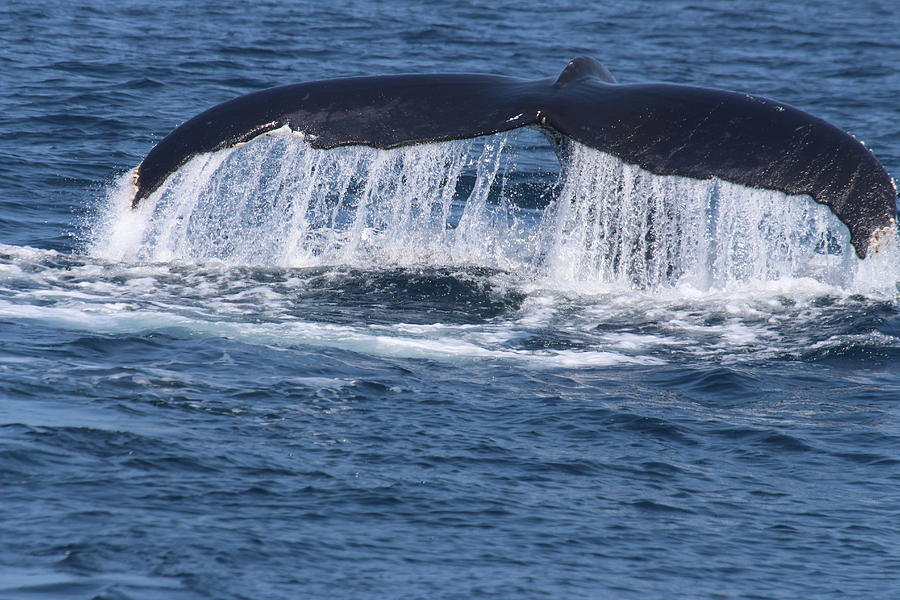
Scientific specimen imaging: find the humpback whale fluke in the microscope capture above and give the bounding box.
[132,57,897,258]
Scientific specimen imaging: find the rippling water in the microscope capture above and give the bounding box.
[2,1,899,599]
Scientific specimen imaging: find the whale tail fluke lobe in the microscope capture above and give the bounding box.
[132,58,897,258]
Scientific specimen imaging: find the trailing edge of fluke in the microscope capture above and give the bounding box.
[131,57,897,258]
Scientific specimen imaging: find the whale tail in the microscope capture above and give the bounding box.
[132,58,897,258]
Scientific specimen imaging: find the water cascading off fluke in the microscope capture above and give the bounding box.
[90,130,896,291]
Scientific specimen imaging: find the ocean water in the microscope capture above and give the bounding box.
[2,1,900,599]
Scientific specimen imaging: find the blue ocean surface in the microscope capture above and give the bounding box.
[1,1,899,598]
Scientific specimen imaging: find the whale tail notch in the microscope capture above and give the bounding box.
[131,58,897,258]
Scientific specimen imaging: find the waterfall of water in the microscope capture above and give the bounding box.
[537,142,876,288]
[89,129,897,291]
